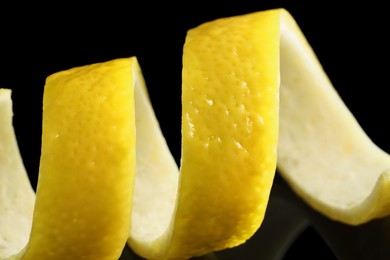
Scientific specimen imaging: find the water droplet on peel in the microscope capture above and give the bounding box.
[225,108,230,116]
[186,113,195,138]
[257,114,265,125]
[246,116,253,132]
[206,99,214,106]
[233,139,248,153]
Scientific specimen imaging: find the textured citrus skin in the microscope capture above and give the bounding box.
[127,9,280,260]
[21,58,136,259]
[166,9,280,259]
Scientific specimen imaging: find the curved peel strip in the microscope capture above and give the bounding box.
[128,9,280,260]
[1,7,390,260]
[0,89,35,259]
[277,10,390,225]
[1,59,137,259]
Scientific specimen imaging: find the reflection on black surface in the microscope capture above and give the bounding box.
[283,227,337,259]
[120,174,390,260]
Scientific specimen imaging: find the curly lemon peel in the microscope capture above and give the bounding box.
[0,89,35,259]
[0,7,390,260]
[277,9,390,225]
[1,59,137,260]
[128,9,280,259]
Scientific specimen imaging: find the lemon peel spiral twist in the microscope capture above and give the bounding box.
[0,8,389,260]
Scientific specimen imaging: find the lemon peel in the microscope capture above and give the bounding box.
[0,11,280,259]
[0,7,389,260]
[0,89,35,259]
[128,8,279,260]
[1,58,136,260]
[277,9,390,225]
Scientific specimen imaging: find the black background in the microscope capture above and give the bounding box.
[1,1,388,259]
